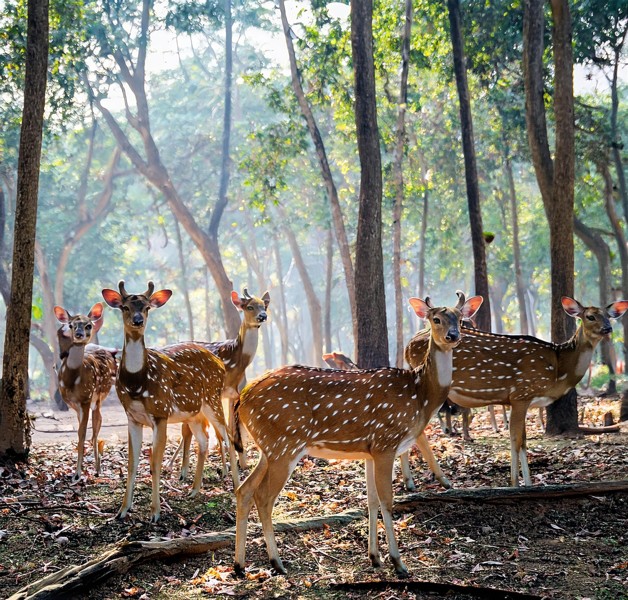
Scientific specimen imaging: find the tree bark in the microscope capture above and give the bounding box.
[523,0,576,435]
[324,226,333,355]
[278,0,356,341]
[272,234,289,365]
[0,0,48,457]
[447,0,492,331]
[351,0,389,368]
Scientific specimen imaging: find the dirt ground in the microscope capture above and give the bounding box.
[1,395,627,600]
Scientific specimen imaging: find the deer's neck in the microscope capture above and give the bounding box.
[416,341,454,415]
[236,322,260,369]
[122,336,147,374]
[65,344,86,371]
[556,326,596,385]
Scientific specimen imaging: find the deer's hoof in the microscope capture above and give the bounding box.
[233,562,246,578]
[369,553,383,568]
[394,563,410,578]
[270,558,287,575]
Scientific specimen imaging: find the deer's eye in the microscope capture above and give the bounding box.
[247,306,254,310]
[586,315,596,321]
[433,317,441,324]
[86,324,92,330]
[121,306,130,312]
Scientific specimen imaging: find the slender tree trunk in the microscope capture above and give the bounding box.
[277,0,356,342]
[447,0,492,331]
[598,159,628,364]
[273,234,289,365]
[574,217,616,393]
[610,45,628,223]
[503,150,529,335]
[351,0,389,368]
[391,0,413,368]
[276,206,323,366]
[0,0,48,456]
[418,189,429,300]
[173,219,194,339]
[0,184,11,305]
[324,226,333,355]
[523,0,577,434]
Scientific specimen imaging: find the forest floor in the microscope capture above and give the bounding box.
[1,393,627,600]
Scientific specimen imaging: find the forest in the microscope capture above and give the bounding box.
[0,0,627,599]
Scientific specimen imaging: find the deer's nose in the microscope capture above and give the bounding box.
[74,331,84,339]
[257,312,267,323]
[132,315,144,326]
[600,325,612,335]
[445,330,459,343]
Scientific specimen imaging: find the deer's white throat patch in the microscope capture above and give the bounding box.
[124,339,145,373]
[434,349,453,387]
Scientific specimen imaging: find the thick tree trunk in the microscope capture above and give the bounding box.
[351,0,389,368]
[278,0,356,341]
[391,0,413,368]
[0,0,48,457]
[523,0,577,435]
[447,0,492,331]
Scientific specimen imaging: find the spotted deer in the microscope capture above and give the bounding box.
[322,351,451,490]
[101,281,226,522]
[405,296,628,487]
[54,303,117,481]
[172,289,270,482]
[234,292,482,577]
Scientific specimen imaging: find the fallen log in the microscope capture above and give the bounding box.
[331,579,544,599]
[395,480,628,511]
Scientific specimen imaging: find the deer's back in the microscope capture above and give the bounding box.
[406,328,560,405]
[239,365,424,460]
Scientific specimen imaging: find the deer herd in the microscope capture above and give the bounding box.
[53,282,628,576]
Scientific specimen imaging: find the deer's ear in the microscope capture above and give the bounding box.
[231,290,244,311]
[102,289,123,309]
[262,291,270,309]
[561,296,584,318]
[54,306,70,323]
[607,300,628,319]
[461,295,483,319]
[149,289,172,308]
[88,303,104,321]
[409,297,430,319]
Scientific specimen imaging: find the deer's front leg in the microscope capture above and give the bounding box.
[74,405,90,482]
[415,433,451,489]
[373,453,408,577]
[149,418,168,523]
[92,402,103,476]
[365,458,382,568]
[117,419,143,520]
[508,402,531,487]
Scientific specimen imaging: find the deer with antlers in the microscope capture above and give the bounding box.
[102,281,226,522]
[322,350,451,491]
[171,289,270,484]
[54,303,117,481]
[234,292,482,577]
[405,296,628,487]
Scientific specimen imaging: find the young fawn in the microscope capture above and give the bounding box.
[172,289,270,485]
[234,292,482,577]
[322,350,451,490]
[102,281,226,522]
[405,296,628,486]
[54,303,117,481]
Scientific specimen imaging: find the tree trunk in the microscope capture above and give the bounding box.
[573,217,616,393]
[447,0,492,331]
[504,151,529,335]
[610,46,628,224]
[0,0,48,457]
[391,0,413,368]
[273,234,289,365]
[173,219,194,339]
[599,158,628,364]
[418,189,429,301]
[523,0,576,435]
[277,206,323,366]
[278,0,356,341]
[324,226,333,355]
[0,184,12,306]
[89,0,240,338]
[351,0,389,368]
